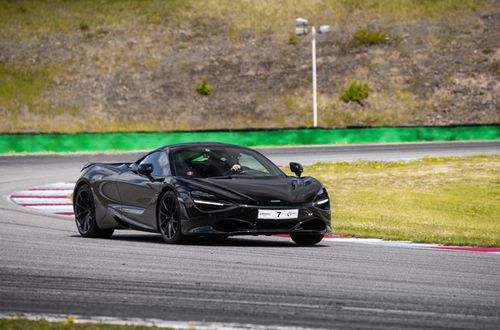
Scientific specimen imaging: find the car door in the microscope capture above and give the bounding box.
[114,151,171,230]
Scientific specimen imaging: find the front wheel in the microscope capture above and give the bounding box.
[74,184,114,238]
[158,191,184,244]
[290,233,324,246]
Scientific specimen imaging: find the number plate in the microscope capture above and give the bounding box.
[258,209,299,219]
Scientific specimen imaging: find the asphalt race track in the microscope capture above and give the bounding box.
[260,140,500,164]
[1,141,499,329]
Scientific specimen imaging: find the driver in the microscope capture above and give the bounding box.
[222,153,241,173]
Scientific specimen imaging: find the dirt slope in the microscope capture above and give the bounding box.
[0,0,498,132]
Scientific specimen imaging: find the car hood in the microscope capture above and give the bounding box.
[178,176,323,205]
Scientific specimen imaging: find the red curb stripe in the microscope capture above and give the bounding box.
[55,212,74,216]
[273,234,351,239]
[324,234,352,239]
[427,247,500,253]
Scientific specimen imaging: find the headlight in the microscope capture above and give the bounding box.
[314,188,330,209]
[190,190,226,210]
[192,199,225,207]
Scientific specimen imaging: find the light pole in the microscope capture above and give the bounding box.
[295,18,331,128]
[311,26,317,127]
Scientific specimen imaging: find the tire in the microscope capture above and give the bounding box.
[158,191,184,244]
[290,233,324,246]
[74,184,114,238]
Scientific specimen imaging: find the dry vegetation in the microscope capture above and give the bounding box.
[0,0,498,132]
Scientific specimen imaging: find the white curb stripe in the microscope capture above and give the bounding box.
[10,182,74,215]
[12,190,73,197]
[323,237,438,248]
[24,205,74,213]
[11,198,72,205]
[31,183,76,189]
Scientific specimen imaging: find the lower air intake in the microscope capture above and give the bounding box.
[297,218,326,231]
[213,219,254,232]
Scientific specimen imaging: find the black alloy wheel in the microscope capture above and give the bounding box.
[74,184,114,238]
[290,233,324,246]
[158,191,184,244]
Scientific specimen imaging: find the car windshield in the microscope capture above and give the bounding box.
[172,146,285,179]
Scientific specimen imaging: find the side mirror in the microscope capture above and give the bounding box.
[289,162,303,178]
[138,163,154,176]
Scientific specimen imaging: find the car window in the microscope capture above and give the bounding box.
[139,151,171,177]
[238,153,269,174]
[172,146,283,178]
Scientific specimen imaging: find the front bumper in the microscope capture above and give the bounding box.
[180,199,331,236]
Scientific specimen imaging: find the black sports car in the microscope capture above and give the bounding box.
[73,142,331,245]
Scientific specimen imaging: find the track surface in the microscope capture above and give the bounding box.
[1,141,499,329]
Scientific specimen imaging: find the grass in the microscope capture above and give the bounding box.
[0,0,488,40]
[0,63,85,133]
[0,318,175,330]
[0,64,62,132]
[0,64,53,108]
[302,155,500,247]
[0,0,194,40]
[350,29,389,48]
[164,0,488,39]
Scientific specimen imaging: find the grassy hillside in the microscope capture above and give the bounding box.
[0,0,498,132]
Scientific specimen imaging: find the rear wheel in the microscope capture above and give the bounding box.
[74,184,114,238]
[158,191,184,244]
[290,233,324,246]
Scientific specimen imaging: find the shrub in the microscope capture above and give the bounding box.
[195,77,213,96]
[351,29,388,48]
[79,22,90,31]
[491,61,499,76]
[340,82,369,105]
[288,34,300,44]
[482,48,493,55]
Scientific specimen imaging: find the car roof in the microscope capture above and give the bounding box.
[157,142,251,151]
[135,142,257,164]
